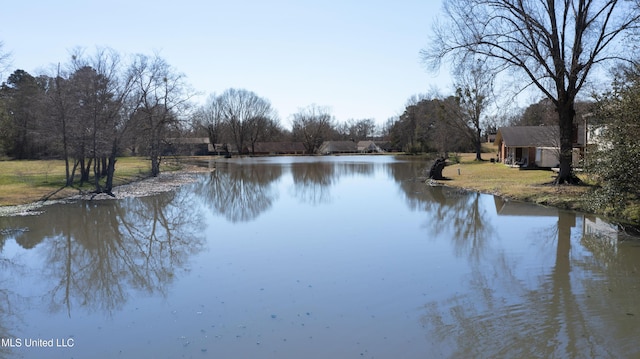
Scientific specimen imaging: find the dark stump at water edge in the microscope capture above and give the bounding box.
[429,158,447,180]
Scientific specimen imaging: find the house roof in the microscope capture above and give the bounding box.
[319,141,358,153]
[167,137,210,145]
[496,126,560,147]
[357,140,379,151]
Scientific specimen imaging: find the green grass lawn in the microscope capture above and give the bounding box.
[438,146,593,212]
[439,155,640,224]
[0,157,153,206]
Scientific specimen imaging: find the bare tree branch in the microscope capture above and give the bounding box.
[423,0,640,183]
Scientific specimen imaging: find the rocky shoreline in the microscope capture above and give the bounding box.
[0,170,203,217]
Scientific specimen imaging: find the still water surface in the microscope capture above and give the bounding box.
[1,156,639,358]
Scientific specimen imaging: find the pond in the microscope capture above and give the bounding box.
[0,155,639,358]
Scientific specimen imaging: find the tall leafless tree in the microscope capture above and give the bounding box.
[194,93,226,154]
[128,53,193,176]
[0,41,10,81]
[451,59,494,160]
[423,0,640,183]
[45,66,75,185]
[340,118,376,142]
[291,104,334,154]
[246,115,279,154]
[216,88,276,155]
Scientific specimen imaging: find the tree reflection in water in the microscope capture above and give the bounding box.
[0,188,205,318]
[0,156,637,358]
[289,161,375,205]
[290,161,336,205]
[0,256,26,358]
[196,159,378,220]
[425,188,494,261]
[390,160,495,261]
[196,162,282,222]
[385,160,639,357]
[419,207,638,358]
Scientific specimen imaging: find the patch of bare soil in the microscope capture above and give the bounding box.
[0,168,206,217]
[73,171,201,201]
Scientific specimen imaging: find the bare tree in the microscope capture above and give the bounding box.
[44,66,75,185]
[194,93,226,154]
[342,118,376,141]
[0,41,10,81]
[291,104,334,154]
[423,0,640,183]
[246,115,279,154]
[128,53,193,176]
[381,116,397,140]
[42,48,134,192]
[451,59,494,160]
[216,88,275,155]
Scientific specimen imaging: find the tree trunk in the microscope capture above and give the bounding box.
[474,128,482,161]
[104,156,117,195]
[64,157,72,186]
[69,159,79,185]
[555,102,581,184]
[101,157,108,177]
[62,126,72,186]
[207,126,217,154]
[103,136,119,195]
[83,157,92,183]
[93,155,102,193]
[151,155,161,177]
[79,158,91,184]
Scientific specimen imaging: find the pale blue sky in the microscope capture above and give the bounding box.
[2,0,452,127]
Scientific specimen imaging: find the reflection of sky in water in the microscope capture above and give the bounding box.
[0,156,638,358]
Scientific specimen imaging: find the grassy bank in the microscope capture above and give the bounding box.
[0,157,161,206]
[435,146,640,226]
[435,145,596,215]
[366,146,597,217]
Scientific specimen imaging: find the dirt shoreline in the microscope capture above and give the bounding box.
[0,168,206,217]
